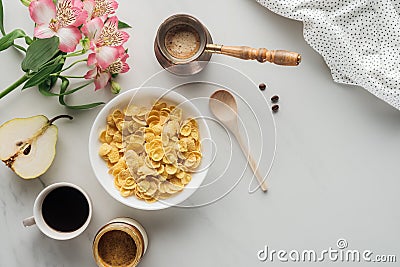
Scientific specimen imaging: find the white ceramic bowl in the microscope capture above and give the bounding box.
[89,87,212,210]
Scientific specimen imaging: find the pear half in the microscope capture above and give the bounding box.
[0,115,73,179]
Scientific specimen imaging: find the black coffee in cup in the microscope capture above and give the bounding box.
[41,186,90,232]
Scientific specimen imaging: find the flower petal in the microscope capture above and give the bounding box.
[96,46,119,69]
[94,72,111,90]
[120,52,129,62]
[81,17,104,41]
[121,62,130,73]
[29,0,56,25]
[71,0,88,26]
[115,45,127,57]
[72,9,88,27]
[109,0,119,12]
[34,24,56,39]
[116,46,129,63]
[82,0,95,19]
[120,31,130,45]
[71,0,84,9]
[57,27,82,52]
[104,16,118,30]
[98,17,128,47]
[91,0,118,20]
[55,0,86,27]
[87,53,97,67]
[85,68,97,79]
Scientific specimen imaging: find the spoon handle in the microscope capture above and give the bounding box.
[206,44,301,66]
[233,130,268,192]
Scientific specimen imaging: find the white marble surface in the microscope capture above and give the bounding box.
[1,0,400,266]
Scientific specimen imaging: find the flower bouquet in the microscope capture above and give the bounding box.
[0,0,131,109]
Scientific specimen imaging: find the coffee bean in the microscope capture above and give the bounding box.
[259,83,266,91]
[272,104,279,113]
[271,95,279,103]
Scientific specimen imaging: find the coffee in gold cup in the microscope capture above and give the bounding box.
[93,218,148,267]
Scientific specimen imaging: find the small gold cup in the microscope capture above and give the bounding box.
[93,218,148,267]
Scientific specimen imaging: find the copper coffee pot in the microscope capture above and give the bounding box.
[154,14,302,75]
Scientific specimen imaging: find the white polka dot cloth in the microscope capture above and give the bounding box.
[257,0,400,109]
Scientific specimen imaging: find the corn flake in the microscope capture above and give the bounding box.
[99,103,202,202]
[108,147,120,163]
[180,123,191,136]
[99,143,112,156]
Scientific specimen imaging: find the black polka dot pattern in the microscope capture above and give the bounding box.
[257,0,400,109]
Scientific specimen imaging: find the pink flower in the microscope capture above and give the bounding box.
[85,47,130,90]
[29,0,88,52]
[81,16,129,69]
[83,0,118,20]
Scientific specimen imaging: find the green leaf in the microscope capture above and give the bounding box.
[37,62,64,93]
[38,79,53,94]
[0,0,5,36]
[49,60,63,85]
[118,20,132,29]
[58,77,70,105]
[39,54,64,70]
[21,36,59,72]
[39,81,92,97]
[59,77,104,109]
[23,62,62,89]
[0,29,26,51]
[60,101,105,110]
[24,36,33,45]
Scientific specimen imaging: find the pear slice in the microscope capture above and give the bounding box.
[0,115,73,179]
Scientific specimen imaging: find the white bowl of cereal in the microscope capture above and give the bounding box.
[89,87,211,210]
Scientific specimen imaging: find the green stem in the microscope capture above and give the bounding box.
[64,49,86,58]
[60,75,85,79]
[41,55,64,69]
[0,74,29,99]
[59,59,87,73]
[49,58,86,77]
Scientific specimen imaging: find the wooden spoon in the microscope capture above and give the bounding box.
[209,90,268,192]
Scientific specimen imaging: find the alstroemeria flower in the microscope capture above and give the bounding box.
[29,0,88,52]
[85,47,129,90]
[83,0,118,20]
[81,16,129,69]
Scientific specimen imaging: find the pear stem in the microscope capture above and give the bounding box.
[0,74,30,99]
[49,115,73,125]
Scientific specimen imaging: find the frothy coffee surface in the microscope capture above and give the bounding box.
[98,230,137,266]
[165,25,200,59]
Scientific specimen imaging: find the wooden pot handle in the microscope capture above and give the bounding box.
[206,45,302,66]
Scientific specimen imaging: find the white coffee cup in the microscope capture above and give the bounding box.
[23,182,92,240]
